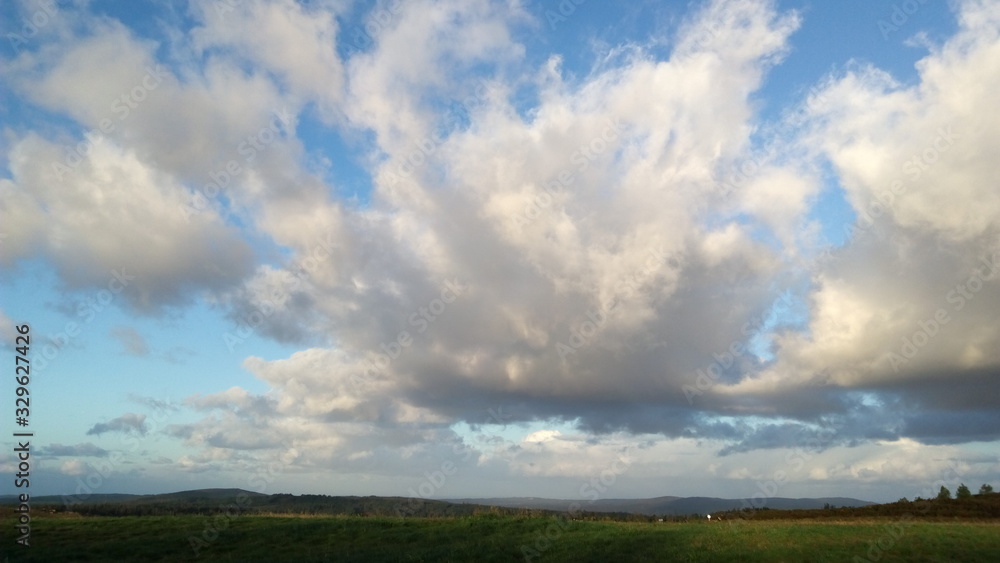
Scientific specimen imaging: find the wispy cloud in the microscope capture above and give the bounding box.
[110,325,149,356]
[86,413,148,436]
[41,443,110,457]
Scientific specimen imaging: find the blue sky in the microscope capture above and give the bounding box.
[2,0,998,505]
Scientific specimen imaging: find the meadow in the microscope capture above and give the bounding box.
[2,512,999,562]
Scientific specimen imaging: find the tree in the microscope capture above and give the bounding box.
[937,486,951,500]
[956,483,972,499]
[979,484,994,495]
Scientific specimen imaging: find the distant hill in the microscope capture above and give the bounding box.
[0,488,267,505]
[0,492,142,504]
[449,495,874,516]
[2,490,872,517]
[5,489,996,521]
[1,489,547,519]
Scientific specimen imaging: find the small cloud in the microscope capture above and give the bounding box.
[176,455,218,473]
[61,459,88,476]
[186,386,253,410]
[87,413,147,436]
[523,430,561,443]
[165,424,194,440]
[41,443,109,457]
[128,394,180,412]
[162,346,196,364]
[110,325,149,356]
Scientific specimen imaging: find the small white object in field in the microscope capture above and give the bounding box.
[707,514,711,520]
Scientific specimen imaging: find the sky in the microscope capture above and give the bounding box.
[0,0,998,505]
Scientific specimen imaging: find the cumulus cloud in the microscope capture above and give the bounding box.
[218,0,811,446]
[247,0,993,465]
[60,459,88,476]
[84,1,1000,459]
[717,0,1000,448]
[0,134,255,311]
[188,0,346,121]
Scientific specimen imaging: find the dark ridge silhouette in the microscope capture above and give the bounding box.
[3,489,997,521]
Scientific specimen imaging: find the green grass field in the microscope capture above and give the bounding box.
[2,513,999,562]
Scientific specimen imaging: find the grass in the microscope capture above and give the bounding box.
[2,513,999,562]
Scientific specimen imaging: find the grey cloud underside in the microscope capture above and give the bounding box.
[40,443,110,457]
[85,413,148,436]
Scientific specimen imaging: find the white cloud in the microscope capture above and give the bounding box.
[523,429,561,443]
[0,134,254,310]
[189,0,346,121]
[725,0,1000,429]
[60,459,88,476]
